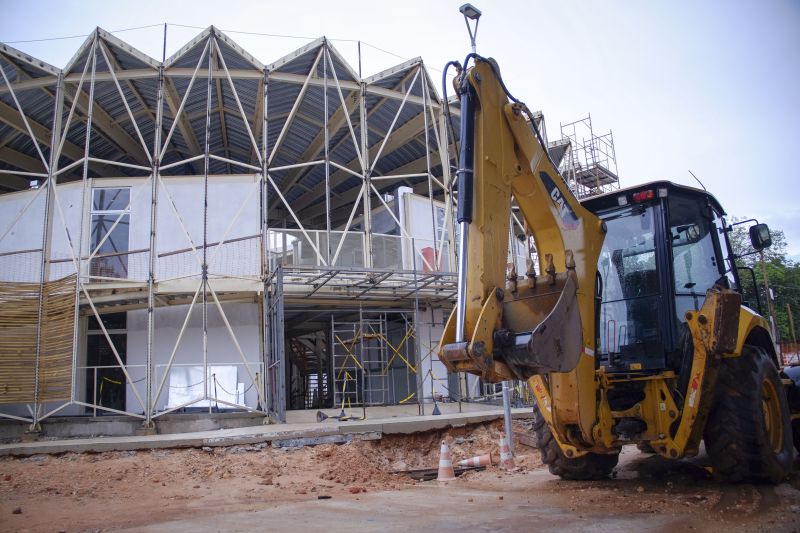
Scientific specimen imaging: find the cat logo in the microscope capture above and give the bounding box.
[540,172,579,230]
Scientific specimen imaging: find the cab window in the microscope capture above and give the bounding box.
[668,193,724,320]
[597,204,664,368]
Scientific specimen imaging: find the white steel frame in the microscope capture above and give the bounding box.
[0,26,468,428]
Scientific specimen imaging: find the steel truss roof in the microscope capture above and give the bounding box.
[0,26,456,228]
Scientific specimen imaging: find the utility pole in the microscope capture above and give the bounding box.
[760,250,778,340]
[787,303,797,343]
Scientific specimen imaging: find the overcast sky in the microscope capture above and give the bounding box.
[2,0,799,256]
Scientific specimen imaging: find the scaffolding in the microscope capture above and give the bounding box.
[331,310,417,408]
[558,114,620,199]
[1,23,583,430]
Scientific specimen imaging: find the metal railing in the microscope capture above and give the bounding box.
[152,361,265,416]
[76,364,147,417]
[0,248,42,283]
[75,362,265,417]
[0,229,549,286]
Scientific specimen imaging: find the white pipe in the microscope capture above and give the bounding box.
[268,47,324,166]
[81,286,147,413]
[152,281,202,408]
[87,157,151,171]
[331,186,364,266]
[502,380,514,455]
[0,62,50,171]
[212,37,263,166]
[269,160,324,172]
[369,68,421,175]
[159,154,204,171]
[98,40,153,165]
[55,41,96,162]
[159,38,211,162]
[326,47,363,169]
[208,283,267,409]
[207,153,261,172]
[266,173,327,266]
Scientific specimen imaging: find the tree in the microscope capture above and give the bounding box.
[727,217,787,268]
[727,217,799,343]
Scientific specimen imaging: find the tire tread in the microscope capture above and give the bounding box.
[532,402,619,480]
[704,345,792,484]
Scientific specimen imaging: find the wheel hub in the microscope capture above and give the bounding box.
[761,378,783,453]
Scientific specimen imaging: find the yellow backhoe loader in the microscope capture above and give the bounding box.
[439,53,798,482]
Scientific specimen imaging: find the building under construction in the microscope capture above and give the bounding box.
[0,26,618,430]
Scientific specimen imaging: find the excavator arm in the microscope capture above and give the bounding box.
[438,55,794,475]
[439,57,606,442]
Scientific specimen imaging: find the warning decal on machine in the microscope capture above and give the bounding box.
[687,372,701,408]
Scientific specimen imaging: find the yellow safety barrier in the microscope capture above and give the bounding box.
[98,375,123,398]
[398,391,417,404]
[334,333,364,380]
[379,328,416,375]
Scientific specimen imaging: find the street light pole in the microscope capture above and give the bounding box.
[459,4,482,54]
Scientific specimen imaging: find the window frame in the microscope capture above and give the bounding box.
[89,187,131,279]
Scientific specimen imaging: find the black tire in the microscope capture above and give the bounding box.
[704,345,793,484]
[532,401,619,480]
[782,365,800,454]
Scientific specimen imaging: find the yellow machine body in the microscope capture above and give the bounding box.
[438,58,778,460]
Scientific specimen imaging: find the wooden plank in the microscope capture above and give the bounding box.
[0,274,75,404]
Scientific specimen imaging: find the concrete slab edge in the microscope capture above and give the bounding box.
[0,409,533,457]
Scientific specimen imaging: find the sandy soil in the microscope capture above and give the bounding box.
[0,420,533,532]
[1,419,798,532]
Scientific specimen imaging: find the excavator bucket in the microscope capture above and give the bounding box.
[499,274,583,378]
[440,270,585,381]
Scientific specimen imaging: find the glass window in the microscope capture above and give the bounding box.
[92,188,130,211]
[668,193,723,319]
[597,205,663,366]
[598,206,659,302]
[90,188,130,279]
[90,214,130,278]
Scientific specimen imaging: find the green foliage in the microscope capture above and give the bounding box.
[727,217,800,342]
[728,218,787,268]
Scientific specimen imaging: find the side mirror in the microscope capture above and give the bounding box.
[749,223,771,251]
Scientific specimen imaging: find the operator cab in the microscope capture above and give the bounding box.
[581,181,738,375]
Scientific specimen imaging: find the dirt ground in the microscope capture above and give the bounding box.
[1,419,799,532]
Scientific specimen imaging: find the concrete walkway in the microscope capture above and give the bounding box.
[0,407,533,457]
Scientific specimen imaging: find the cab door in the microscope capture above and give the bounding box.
[596,201,671,371]
[666,192,728,353]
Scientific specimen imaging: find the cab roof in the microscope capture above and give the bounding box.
[579,180,726,215]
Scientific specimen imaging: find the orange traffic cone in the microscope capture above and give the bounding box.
[458,452,493,468]
[437,440,456,481]
[499,436,517,471]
